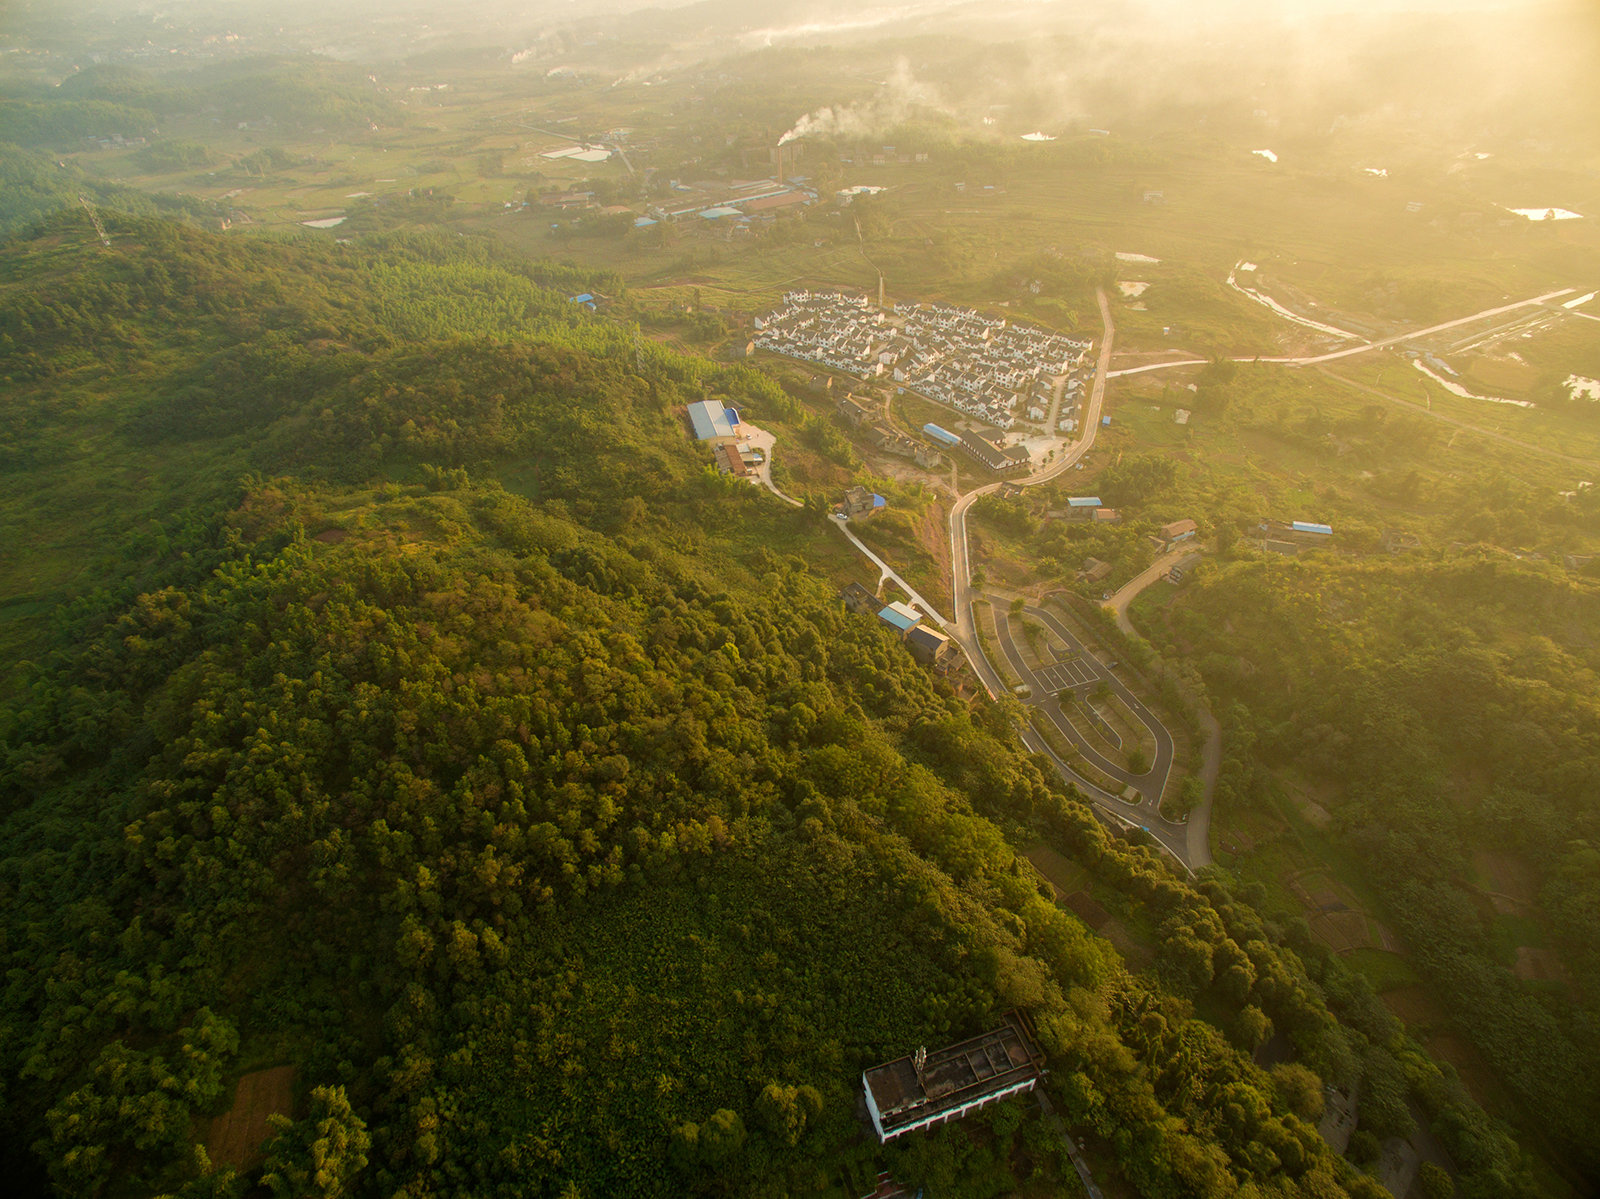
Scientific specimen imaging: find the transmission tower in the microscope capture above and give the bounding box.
[79,196,111,249]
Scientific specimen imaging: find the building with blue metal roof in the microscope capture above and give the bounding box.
[923,423,961,448]
[1292,521,1333,536]
[878,602,921,634]
[688,399,736,441]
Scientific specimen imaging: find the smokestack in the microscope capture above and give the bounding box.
[776,144,786,185]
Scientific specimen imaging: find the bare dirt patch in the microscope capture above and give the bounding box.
[917,500,951,601]
[1061,890,1113,932]
[1099,918,1154,972]
[206,1065,294,1171]
[1472,849,1537,914]
[1381,984,1441,1027]
[1284,783,1333,830]
[1425,1033,1503,1112]
[312,527,349,544]
[1514,945,1568,985]
[1024,844,1091,899]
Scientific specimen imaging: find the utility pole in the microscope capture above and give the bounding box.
[79,196,111,249]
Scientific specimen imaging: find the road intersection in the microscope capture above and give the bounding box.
[992,602,1193,866]
[781,274,1593,873]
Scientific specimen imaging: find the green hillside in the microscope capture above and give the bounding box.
[0,215,1538,1198]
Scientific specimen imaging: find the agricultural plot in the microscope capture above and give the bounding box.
[206,1065,294,1172]
[1284,870,1399,956]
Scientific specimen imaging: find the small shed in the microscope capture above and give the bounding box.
[840,582,879,615]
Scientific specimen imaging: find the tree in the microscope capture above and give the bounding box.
[755,1083,823,1146]
[1233,1006,1272,1052]
[697,1109,746,1163]
[1270,1062,1325,1122]
[1416,1161,1454,1199]
[1346,1129,1380,1167]
[260,1086,370,1199]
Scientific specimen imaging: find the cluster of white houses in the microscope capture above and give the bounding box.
[755,291,1091,430]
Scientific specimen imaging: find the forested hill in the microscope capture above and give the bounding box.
[0,215,1541,1197]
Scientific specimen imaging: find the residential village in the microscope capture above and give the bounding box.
[754,291,1092,433]
[682,319,1339,697]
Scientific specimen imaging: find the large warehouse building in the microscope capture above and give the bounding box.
[688,399,740,441]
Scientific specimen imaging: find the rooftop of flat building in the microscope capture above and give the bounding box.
[864,1015,1044,1132]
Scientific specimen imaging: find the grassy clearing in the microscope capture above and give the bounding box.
[972,599,1023,692]
[1027,709,1126,798]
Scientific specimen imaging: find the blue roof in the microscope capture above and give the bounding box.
[878,605,919,632]
[701,206,743,219]
[923,422,961,446]
[633,216,657,227]
[872,493,887,508]
[1101,415,1112,426]
[1068,496,1102,507]
[688,399,735,441]
[570,293,594,304]
[724,407,740,427]
[1293,521,1334,535]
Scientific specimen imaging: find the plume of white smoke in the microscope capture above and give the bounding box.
[779,58,947,144]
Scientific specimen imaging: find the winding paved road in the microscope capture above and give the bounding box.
[995,603,1192,866]
[1094,557,1218,867]
[1104,549,1200,637]
[942,292,1214,869]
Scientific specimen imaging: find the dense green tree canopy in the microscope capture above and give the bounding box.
[0,215,1542,1198]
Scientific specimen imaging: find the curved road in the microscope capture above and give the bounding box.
[1107,285,1580,378]
[992,604,1193,866]
[941,291,1216,869]
[1094,558,1219,867]
[950,289,1117,650]
[1104,549,1200,637]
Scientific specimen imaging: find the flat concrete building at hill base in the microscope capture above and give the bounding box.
[862,1012,1046,1142]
